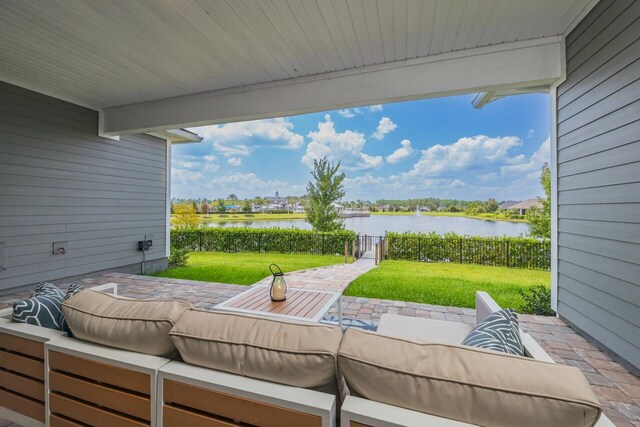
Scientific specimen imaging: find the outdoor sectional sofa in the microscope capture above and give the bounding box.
[0,284,612,427]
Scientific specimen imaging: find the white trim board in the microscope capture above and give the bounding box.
[101,37,563,135]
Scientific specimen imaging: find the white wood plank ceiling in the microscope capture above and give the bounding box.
[0,0,595,111]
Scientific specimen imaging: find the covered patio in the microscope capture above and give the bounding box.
[0,268,638,425]
[1,0,639,425]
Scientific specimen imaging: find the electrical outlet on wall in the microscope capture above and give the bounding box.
[52,241,68,256]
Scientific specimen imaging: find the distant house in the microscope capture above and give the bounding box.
[377,204,391,212]
[499,200,520,210]
[508,199,542,215]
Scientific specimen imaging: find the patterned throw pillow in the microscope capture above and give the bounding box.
[12,282,65,330]
[32,282,65,298]
[59,284,85,337]
[461,309,524,356]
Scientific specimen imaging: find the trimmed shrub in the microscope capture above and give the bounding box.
[171,227,357,256]
[518,285,555,316]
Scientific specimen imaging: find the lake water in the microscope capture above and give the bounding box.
[203,215,529,237]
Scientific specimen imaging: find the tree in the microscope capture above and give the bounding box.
[242,200,252,212]
[484,198,499,212]
[172,202,199,229]
[216,198,227,214]
[527,162,551,239]
[228,194,238,200]
[199,201,209,214]
[305,157,345,232]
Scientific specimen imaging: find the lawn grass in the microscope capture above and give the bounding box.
[344,261,549,309]
[153,252,347,285]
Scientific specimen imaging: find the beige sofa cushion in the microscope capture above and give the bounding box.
[339,329,601,427]
[170,309,344,396]
[377,314,472,344]
[62,291,192,357]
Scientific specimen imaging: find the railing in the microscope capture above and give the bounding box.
[171,228,357,256]
[385,232,550,270]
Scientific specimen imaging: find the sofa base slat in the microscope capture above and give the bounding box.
[0,349,44,380]
[49,393,149,427]
[0,387,44,422]
[163,405,240,427]
[0,332,44,359]
[164,379,323,427]
[0,369,44,401]
[49,350,150,395]
[49,371,150,421]
[50,414,84,427]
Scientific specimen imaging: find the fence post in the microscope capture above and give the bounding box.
[199,231,202,252]
[417,236,421,261]
[344,241,348,264]
[459,239,463,263]
[506,240,510,268]
[352,238,357,260]
[289,232,292,254]
[374,243,379,265]
[258,233,262,253]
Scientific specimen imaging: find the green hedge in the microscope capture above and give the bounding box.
[385,232,550,270]
[172,227,357,256]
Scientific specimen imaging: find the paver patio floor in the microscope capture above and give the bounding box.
[1,267,638,426]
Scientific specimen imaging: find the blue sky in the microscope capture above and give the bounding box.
[172,93,550,201]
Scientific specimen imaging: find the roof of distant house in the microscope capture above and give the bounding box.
[499,200,520,209]
[509,199,542,210]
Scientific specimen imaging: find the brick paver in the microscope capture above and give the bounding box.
[1,268,638,426]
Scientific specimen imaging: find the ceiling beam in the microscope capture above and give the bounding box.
[100,37,562,136]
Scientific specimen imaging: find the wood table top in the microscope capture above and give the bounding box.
[214,285,340,322]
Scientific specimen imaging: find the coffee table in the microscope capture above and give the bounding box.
[214,285,342,326]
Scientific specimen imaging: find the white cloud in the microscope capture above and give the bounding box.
[477,172,499,183]
[405,135,522,177]
[500,137,550,175]
[302,114,383,171]
[338,107,362,118]
[368,104,383,112]
[190,118,304,157]
[371,117,397,140]
[227,157,242,166]
[344,173,467,199]
[386,139,415,163]
[528,129,535,138]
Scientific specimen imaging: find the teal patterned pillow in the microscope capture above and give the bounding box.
[461,309,524,356]
[59,284,85,337]
[12,282,65,330]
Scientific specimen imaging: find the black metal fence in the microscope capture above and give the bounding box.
[385,233,550,270]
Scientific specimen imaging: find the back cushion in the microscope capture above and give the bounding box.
[170,310,344,396]
[62,291,192,357]
[339,329,601,427]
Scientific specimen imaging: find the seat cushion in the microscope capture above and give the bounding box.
[377,314,472,344]
[461,308,523,356]
[338,329,601,427]
[62,291,192,357]
[170,309,345,397]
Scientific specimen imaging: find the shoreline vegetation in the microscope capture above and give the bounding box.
[175,211,529,224]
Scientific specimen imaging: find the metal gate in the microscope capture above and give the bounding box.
[355,235,385,260]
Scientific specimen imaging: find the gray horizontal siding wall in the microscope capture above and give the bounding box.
[0,81,168,291]
[556,0,640,371]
